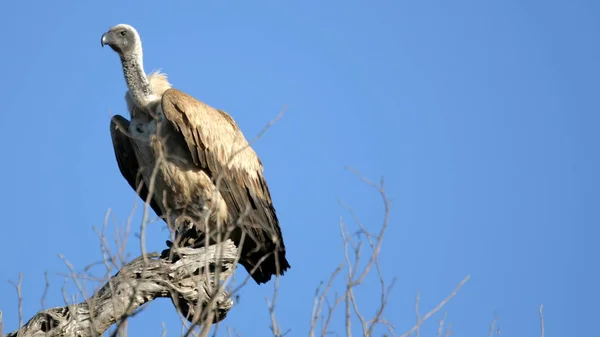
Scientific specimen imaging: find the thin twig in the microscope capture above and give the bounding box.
[9,273,24,333]
[436,312,448,337]
[488,314,497,337]
[539,304,544,337]
[399,275,470,337]
[41,271,51,311]
[415,291,421,337]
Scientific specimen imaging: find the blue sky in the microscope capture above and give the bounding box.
[0,0,598,336]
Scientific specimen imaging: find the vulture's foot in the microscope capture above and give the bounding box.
[160,234,189,262]
[161,227,208,261]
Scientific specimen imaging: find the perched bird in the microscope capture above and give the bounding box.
[101,24,290,284]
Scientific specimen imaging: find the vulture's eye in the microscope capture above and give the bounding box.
[120,31,127,36]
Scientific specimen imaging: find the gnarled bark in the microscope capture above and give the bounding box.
[5,240,238,337]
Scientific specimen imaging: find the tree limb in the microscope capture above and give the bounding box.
[5,240,238,337]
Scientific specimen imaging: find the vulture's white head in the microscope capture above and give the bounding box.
[101,24,143,58]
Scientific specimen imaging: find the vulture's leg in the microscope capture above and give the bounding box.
[161,216,195,260]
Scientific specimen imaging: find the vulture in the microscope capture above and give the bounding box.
[101,24,290,284]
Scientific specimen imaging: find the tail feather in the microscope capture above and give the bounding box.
[240,248,291,284]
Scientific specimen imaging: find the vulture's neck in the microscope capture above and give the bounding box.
[120,52,157,113]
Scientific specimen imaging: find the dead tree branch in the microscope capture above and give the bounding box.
[5,240,238,337]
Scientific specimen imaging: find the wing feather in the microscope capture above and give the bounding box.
[160,88,290,284]
[110,115,164,220]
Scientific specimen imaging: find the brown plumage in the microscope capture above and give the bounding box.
[103,24,290,284]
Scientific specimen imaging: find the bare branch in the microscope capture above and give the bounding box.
[9,273,24,333]
[266,271,288,337]
[6,241,238,337]
[488,314,497,337]
[308,262,343,337]
[399,275,470,337]
[41,272,51,311]
[539,304,544,337]
[436,312,447,337]
[414,291,421,337]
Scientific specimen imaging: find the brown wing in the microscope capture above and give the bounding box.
[110,115,164,220]
[160,88,290,284]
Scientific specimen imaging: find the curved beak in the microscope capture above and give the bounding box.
[101,32,111,47]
